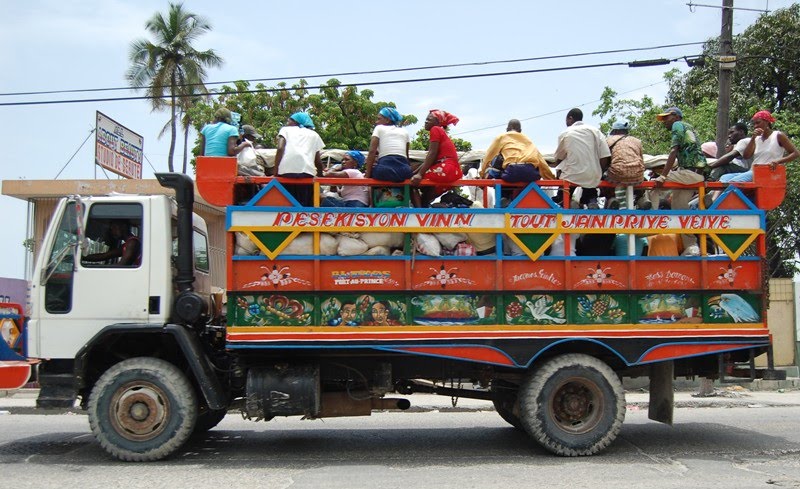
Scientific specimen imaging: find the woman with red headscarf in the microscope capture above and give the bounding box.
[411,109,464,207]
[720,110,798,183]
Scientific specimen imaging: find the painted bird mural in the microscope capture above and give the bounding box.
[525,297,566,324]
[709,294,759,323]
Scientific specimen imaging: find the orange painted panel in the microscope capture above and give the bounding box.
[318,260,407,291]
[753,164,786,211]
[633,260,702,290]
[706,260,761,290]
[569,261,629,290]
[196,156,237,207]
[411,260,496,291]
[502,260,566,291]
[231,260,316,292]
[0,362,31,391]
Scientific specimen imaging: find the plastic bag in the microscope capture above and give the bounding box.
[237,146,264,176]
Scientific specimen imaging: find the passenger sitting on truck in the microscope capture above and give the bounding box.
[411,110,464,207]
[364,107,412,182]
[200,108,246,157]
[274,112,325,207]
[604,121,644,208]
[82,220,141,267]
[321,151,369,208]
[480,119,554,182]
[554,108,611,208]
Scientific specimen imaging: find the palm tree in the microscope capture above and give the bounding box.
[126,3,222,172]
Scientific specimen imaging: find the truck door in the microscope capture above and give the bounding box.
[33,200,151,359]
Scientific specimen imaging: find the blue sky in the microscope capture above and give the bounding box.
[0,0,790,279]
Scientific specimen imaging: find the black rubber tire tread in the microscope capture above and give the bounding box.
[519,354,625,456]
[88,357,198,462]
[192,408,227,435]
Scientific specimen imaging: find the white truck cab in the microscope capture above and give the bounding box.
[30,183,213,410]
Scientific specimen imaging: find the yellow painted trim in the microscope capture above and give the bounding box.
[242,229,302,260]
[709,232,760,261]
[227,322,767,333]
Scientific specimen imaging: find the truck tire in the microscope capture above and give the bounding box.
[88,357,198,461]
[192,408,227,435]
[518,354,625,456]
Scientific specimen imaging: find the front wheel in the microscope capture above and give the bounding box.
[519,354,625,456]
[88,357,198,461]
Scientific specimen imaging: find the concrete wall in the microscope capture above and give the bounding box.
[758,278,796,367]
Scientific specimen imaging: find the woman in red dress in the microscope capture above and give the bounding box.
[411,109,463,207]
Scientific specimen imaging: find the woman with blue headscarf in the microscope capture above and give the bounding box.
[364,107,412,182]
[321,150,369,207]
[275,112,325,206]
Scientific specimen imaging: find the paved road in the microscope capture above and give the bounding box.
[2,389,800,489]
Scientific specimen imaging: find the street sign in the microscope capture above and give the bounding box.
[95,111,143,179]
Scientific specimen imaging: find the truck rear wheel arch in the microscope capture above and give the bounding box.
[74,324,227,411]
[526,340,629,372]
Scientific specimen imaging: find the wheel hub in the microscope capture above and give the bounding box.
[109,382,170,441]
[550,378,603,434]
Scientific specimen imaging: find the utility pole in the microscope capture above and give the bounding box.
[715,0,735,157]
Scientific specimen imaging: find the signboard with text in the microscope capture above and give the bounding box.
[95,111,143,179]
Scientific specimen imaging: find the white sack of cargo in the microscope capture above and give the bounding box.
[235,232,260,255]
[360,232,405,249]
[281,233,313,255]
[415,233,441,256]
[338,236,369,256]
[435,233,468,251]
[365,245,392,256]
[319,233,339,255]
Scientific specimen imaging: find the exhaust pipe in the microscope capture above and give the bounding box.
[372,398,411,411]
[318,393,411,417]
[156,173,205,324]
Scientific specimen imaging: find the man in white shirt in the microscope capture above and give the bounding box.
[708,122,752,181]
[554,108,611,207]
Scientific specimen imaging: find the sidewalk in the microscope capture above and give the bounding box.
[2,384,800,415]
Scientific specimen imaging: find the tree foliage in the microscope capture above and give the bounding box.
[127,2,222,172]
[595,5,800,276]
[188,79,419,156]
[410,127,473,152]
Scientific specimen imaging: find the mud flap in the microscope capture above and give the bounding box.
[648,361,674,425]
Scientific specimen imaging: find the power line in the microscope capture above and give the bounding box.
[1,57,697,107]
[0,41,707,98]
[452,80,669,136]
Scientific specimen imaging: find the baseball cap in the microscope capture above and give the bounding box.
[611,121,630,131]
[241,125,262,139]
[656,107,683,120]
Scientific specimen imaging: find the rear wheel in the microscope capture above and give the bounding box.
[88,357,198,461]
[519,354,625,456]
